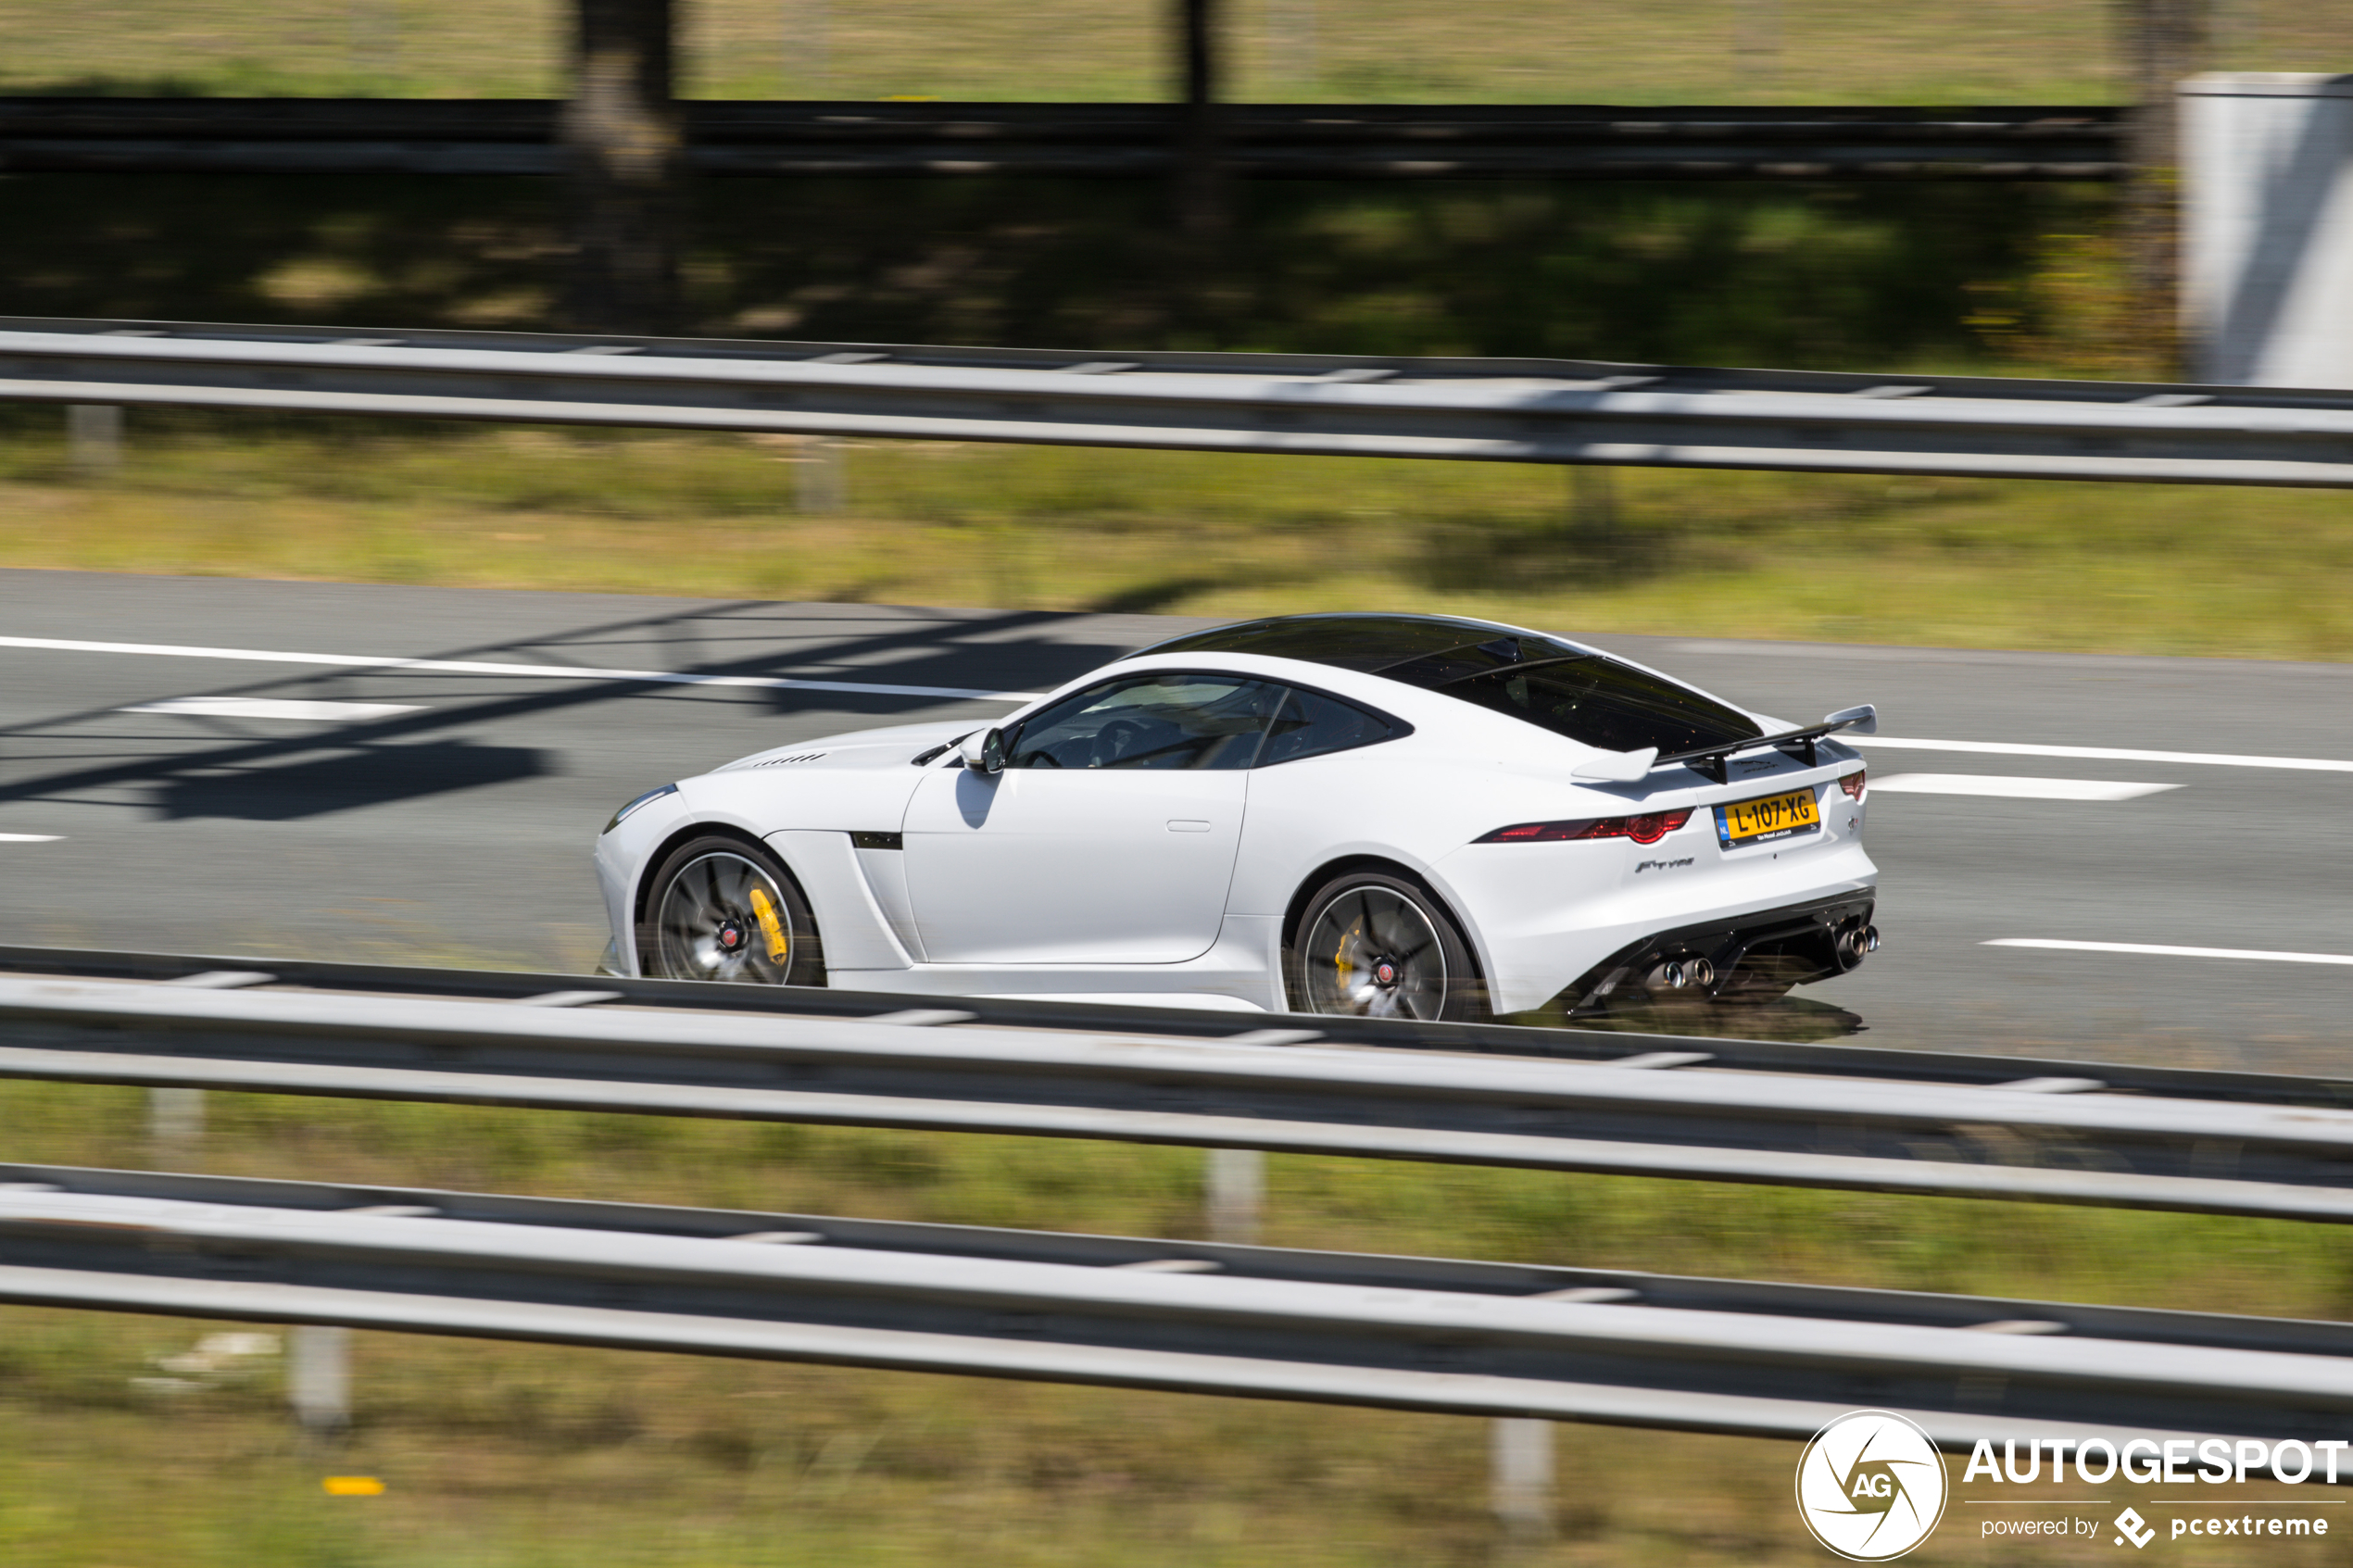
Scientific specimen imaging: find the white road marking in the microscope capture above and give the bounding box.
[1871,773,2180,802]
[121,696,424,722]
[1859,735,2353,774]
[0,635,1039,703]
[0,834,61,843]
[1987,938,2353,967]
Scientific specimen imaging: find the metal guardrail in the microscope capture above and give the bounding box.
[4,316,2351,486]
[6,941,2341,1104]
[0,99,2126,181]
[0,1162,2335,1449]
[7,953,2353,1223]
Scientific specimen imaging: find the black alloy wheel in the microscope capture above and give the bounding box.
[637,834,824,985]
[1286,869,1485,1022]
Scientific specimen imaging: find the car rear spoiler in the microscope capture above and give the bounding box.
[1573,705,1878,785]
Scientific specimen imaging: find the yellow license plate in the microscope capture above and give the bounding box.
[1715,786,1820,847]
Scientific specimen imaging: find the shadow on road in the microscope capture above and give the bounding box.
[154,741,551,821]
[0,598,1149,820]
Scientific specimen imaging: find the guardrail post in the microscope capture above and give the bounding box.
[146,1087,204,1163]
[68,405,121,477]
[793,436,848,512]
[1568,464,1617,554]
[1490,1417,1554,1538]
[290,1324,352,1437]
[1206,1147,1262,1242]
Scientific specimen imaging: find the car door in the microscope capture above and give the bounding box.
[900,671,1283,964]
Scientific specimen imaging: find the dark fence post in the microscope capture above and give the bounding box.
[1176,0,1227,239]
[2120,0,2209,373]
[562,0,684,334]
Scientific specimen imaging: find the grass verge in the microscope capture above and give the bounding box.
[9,417,2353,661]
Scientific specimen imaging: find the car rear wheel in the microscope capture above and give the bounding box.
[637,835,824,986]
[1286,870,1485,1022]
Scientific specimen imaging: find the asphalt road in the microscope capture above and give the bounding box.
[0,569,2346,1073]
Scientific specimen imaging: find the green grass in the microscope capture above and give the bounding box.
[2,1075,2349,1566]
[0,0,2344,105]
[11,416,2353,661]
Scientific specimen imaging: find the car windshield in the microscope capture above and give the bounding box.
[1133,613,1761,755]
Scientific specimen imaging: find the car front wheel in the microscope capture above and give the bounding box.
[637,834,824,985]
[1286,870,1484,1022]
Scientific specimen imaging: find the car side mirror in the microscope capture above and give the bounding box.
[960,727,1007,774]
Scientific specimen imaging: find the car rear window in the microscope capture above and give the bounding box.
[1436,658,1760,755]
[1133,614,1760,755]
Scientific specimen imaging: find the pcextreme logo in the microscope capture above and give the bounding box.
[1795,1411,1951,1561]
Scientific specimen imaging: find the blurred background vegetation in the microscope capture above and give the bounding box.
[3,171,2102,362]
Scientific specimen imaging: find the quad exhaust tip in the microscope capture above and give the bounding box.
[1645,957,1717,992]
[1640,922,1877,995]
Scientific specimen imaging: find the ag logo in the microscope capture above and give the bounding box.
[1795,1410,1949,1561]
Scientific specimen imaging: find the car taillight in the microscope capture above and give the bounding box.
[1477,809,1693,845]
[1838,770,1867,801]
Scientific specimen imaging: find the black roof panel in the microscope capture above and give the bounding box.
[1129,613,1571,672]
[1128,613,1761,756]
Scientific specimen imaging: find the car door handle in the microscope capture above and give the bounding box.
[1166,820,1212,833]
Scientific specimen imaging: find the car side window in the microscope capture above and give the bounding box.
[1007,673,1285,771]
[1256,686,1404,767]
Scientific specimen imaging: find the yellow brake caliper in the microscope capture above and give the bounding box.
[748,887,791,964]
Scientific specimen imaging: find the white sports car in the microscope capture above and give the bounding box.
[593,612,1880,1020]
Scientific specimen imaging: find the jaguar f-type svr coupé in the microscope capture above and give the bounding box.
[593,612,1880,1020]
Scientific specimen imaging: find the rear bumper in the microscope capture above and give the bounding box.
[1552,891,1879,1015]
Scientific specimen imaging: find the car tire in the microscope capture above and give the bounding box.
[1285,869,1486,1022]
[636,834,825,986]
